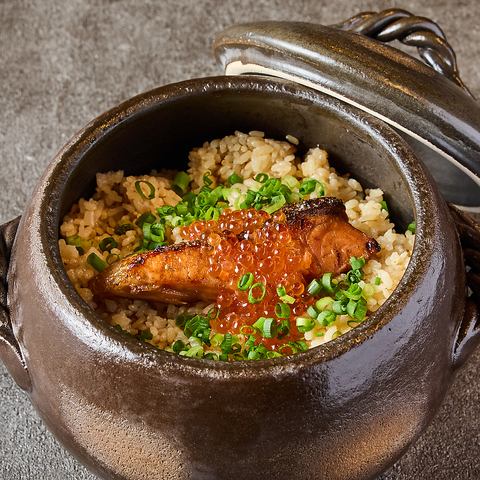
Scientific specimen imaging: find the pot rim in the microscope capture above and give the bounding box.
[33,75,436,376]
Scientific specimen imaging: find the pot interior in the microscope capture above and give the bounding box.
[58,77,415,229]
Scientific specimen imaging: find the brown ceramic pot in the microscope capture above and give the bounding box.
[1,10,480,480]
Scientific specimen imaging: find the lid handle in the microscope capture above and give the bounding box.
[334,8,474,98]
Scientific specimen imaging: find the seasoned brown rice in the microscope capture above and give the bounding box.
[59,131,414,354]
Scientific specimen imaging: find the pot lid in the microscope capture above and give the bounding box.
[214,9,480,211]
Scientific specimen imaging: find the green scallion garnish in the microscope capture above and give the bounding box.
[299,179,317,196]
[114,223,134,235]
[237,272,254,291]
[307,305,318,318]
[275,302,291,319]
[374,276,382,285]
[307,278,322,296]
[227,173,243,186]
[136,211,156,228]
[277,285,287,297]
[317,310,336,326]
[255,173,269,183]
[296,316,315,333]
[203,170,213,186]
[261,318,276,338]
[315,296,334,311]
[99,236,118,252]
[277,320,290,338]
[220,333,233,354]
[349,256,366,271]
[135,180,156,200]
[87,252,107,272]
[172,340,186,353]
[172,171,191,196]
[321,273,335,294]
[248,282,267,304]
[138,329,153,341]
[380,200,389,212]
[407,221,416,233]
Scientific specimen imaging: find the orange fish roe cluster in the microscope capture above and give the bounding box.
[178,209,316,350]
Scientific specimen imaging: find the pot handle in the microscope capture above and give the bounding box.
[334,8,474,98]
[0,216,31,391]
[450,207,480,368]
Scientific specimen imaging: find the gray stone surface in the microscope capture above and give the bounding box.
[1,0,480,478]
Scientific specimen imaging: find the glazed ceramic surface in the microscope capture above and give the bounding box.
[0,75,477,480]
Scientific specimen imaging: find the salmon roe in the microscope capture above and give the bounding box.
[179,209,316,350]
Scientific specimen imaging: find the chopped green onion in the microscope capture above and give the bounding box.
[138,329,153,341]
[282,175,299,189]
[252,317,266,331]
[299,179,318,196]
[296,316,315,333]
[345,298,368,321]
[321,273,335,294]
[262,194,286,214]
[248,282,267,304]
[135,180,155,200]
[407,221,416,233]
[87,252,107,272]
[280,294,295,304]
[237,272,254,291]
[221,333,233,354]
[277,285,287,297]
[346,299,357,318]
[149,223,165,243]
[307,305,318,318]
[380,200,389,212]
[317,310,336,326]
[227,173,243,186]
[354,298,368,321]
[261,318,276,338]
[99,236,118,252]
[349,256,366,271]
[307,278,322,296]
[344,284,363,301]
[183,314,210,340]
[275,302,291,319]
[315,297,334,311]
[210,333,224,348]
[219,353,229,362]
[203,170,213,186]
[277,320,290,338]
[175,313,194,328]
[136,212,156,228]
[183,346,204,358]
[347,268,363,284]
[290,340,308,352]
[66,235,88,255]
[204,353,219,361]
[114,223,134,235]
[172,171,191,196]
[156,205,176,216]
[172,340,186,353]
[374,276,382,285]
[255,173,269,183]
[332,300,347,315]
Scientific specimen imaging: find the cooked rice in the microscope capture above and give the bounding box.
[59,131,414,353]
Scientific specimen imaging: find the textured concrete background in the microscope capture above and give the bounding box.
[1,0,480,479]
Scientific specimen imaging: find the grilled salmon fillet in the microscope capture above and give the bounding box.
[90,197,380,304]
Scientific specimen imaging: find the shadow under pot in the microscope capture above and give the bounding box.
[0,74,478,480]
